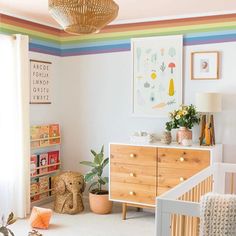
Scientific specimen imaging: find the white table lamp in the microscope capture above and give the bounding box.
[195,93,222,145]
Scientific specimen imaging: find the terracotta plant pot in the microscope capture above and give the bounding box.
[89,192,113,214]
[176,127,192,145]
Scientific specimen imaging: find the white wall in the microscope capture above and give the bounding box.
[58,41,236,174]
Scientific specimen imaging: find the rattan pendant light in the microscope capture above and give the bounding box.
[48,0,119,35]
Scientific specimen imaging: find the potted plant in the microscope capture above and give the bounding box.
[80,145,112,214]
[166,104,200,145]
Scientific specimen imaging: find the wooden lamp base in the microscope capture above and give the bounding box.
[199,114,215,146]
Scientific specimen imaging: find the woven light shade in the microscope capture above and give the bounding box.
[48,0,119,35]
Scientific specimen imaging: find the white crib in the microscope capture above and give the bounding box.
[156,163,236,236]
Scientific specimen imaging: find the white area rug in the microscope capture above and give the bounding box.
[10,203,155,236]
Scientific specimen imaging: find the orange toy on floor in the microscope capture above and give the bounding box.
[30,207,52,229]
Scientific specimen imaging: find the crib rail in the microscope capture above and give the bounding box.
[156,163,236,236]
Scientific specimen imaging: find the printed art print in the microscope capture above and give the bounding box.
[131,35,183,117]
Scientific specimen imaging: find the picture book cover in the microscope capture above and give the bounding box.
[48,151,60,172]
[39,125,50,147]
[30,154,38,177]
[39,176,49,198]
[30,126,41,148]
[39,153,48,174]
[31,177,39,202]
[49,124,60,144]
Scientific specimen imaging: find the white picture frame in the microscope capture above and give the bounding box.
[191,51,219,80]
[131,35,183,117]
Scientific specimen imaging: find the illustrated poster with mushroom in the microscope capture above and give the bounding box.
[131,35,183,117]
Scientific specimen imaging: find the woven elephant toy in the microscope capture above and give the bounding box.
[54,171,85,214]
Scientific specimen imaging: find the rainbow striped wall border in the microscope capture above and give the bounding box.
[1,13,236,56]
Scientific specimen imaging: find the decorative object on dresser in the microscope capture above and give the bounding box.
[196,92,222,146]
[130,131,153,144]
[160,131,172,145]
[131,35,183,117]
[30,124,61,205]
[54,172,85,214]
[109,143,222,220]
[166,104,200,145]
[191,51,220,80]
[80,145,112,214]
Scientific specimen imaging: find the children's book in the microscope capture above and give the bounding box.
[49,124,60,144]
[39,125,50,147]
[39,153,48,174]
[31,177,40,202]
[30,154,38,177]
[30,126,41,148]
[48,151,60,172]
[39,176,49,198]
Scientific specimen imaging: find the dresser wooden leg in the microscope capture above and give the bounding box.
[122,203,127,220]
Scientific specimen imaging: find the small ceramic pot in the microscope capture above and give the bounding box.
[161,131,172,145]
[89,192,113,214]
[176,127,192,145]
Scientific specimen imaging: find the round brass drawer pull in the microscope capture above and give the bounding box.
[129,173,135,177]
[130,153,136,158]
[129,191,135,196]
[179,177,185,182]
[179,157,185,162]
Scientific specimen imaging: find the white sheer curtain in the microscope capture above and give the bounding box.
[0,34,30,218]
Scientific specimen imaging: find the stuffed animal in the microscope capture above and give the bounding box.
[54,171,85,214]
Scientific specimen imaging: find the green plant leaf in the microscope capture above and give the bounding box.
[100,145,104,154]
[80,161,97,167]
[103,177,109,184]
[88,182,98,191]
[98,178,106,185]
[90,149,97,157]
[94,153,103,165]
[84,172,96,183]
[102,158,109,168]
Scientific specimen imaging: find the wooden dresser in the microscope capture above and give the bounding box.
[109,143,222,219]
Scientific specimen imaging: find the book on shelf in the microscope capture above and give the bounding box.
[39,176,49,199]
[39,125,50,147]
[30,126,41,148]
[39,153,48,174]
[48,151,60,172]
[31,177,40,202]
[30,154,38,177]
[49,124,60,144]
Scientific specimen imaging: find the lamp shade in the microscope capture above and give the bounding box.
[195,93,222,113]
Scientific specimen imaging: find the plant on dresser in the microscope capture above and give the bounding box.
[30,124,61,205]
[166,104,200,145]
[109,143,222,220]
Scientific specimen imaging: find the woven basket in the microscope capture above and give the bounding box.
[49,0,119,34]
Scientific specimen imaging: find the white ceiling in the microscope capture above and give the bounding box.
[1,0,236,28]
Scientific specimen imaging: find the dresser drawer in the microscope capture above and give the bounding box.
[158,167,199,189]
[110,145,157,166]
[110,182,156,205]
[110,163,156,186]
[158,148,210,170]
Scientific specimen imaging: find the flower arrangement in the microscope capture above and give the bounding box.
[166,104,200,131]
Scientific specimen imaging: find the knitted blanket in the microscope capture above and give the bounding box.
[200,193,236,236]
